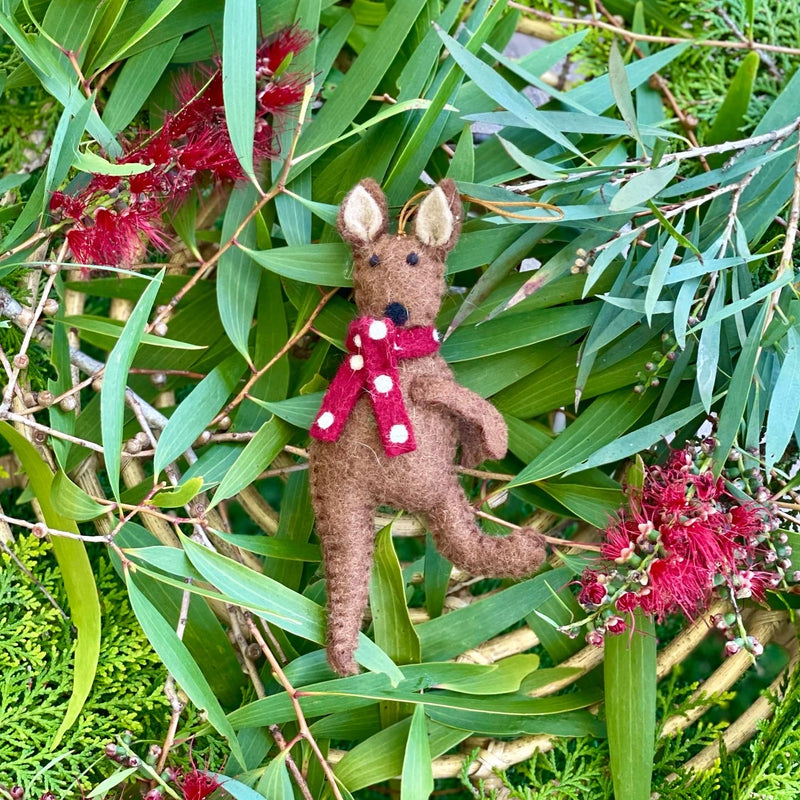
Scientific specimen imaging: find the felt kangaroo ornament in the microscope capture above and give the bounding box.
[308,178,546,676]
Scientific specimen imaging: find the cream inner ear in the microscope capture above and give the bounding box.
[415,186,454,247]
[342,185,384,242]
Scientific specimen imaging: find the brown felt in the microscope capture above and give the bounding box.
[309,178,546,676]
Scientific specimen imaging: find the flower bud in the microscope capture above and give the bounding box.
[42,298,59,316]
[724,639,741,656]
[10,786,23,799]
[605,615,626,635]
[104,742,117,759]
[586,629,605,647]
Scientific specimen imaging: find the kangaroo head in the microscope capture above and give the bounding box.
[337,178,462,328]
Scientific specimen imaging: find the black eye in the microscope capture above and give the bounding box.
[369,254,380,267]
[406,252,419,265]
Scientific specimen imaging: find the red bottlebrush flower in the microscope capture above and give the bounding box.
[578,580,607,607]
[605,615,626,635]
[573,445,777,642]
[58,25,311,268]
[176,768,221,800]
[67,207,166,266]
[257,25,314,75]
[615,592,639,613]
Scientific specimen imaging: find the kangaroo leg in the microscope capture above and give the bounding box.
[310,458,376,675]
[425,479,546,578]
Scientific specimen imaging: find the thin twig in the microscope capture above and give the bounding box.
[228,607,314,800]
[157,587,192,774]
[148,82,315,331]
[245,613,345,800]
[214,286,338,423]
[514,4,800,56]
[716,5,782,80]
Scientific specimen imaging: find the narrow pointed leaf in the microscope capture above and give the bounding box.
[102,268,164,501]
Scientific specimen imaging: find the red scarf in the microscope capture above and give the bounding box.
[310,317,440,456]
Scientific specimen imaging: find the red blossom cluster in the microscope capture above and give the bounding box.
[51,26,311,268]
[569,447,789,657]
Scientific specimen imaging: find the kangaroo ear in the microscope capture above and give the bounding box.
[338,179,388,247]
[414,179,462,252]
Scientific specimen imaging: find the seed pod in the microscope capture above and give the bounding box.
[43,261,61,275]
[153,322,168,337]
[91,377,103,392]
[125,438,142,454]
[22,392,36,407]
[13,353,29,369]
[216,415,232,431]
[42,298,59,316]
[150,372,167,388]
[194,430,212,446]
[31,523,47,538]
[59,395,77,412]
[32,429,47,445]
[37,390,55,407]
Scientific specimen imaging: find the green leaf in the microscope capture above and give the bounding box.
[210,417,292,507]
[72,149,154,175]
[370,524,421,666]
[401,706,433,800]
[292,0,430,176]
[605,609,657,800]
[93,0,183,70]
[154,352,247,476]
[213,531,321,562]
[696,277,726,412]
[45,92,94,194]
[434,24,581,157]
[101,36,180,133]
[179,535,402,681]
[713,303,767,478]
[101,268,164,502]
[609,161,680,212]
[706,51,759,167]
[766,328,800,472]
[608,39,642,148]
[57,315,202,349]
[241,243,350,286]
[563,401,707,475]
[644,223,681,323]
[0,422,100,745]
[434,654,540,694]
[334,716,468,793]
[424,532,450,619]
[126,573,246,765]
[51,469,107,521]
[222,0,257,183]
[252,393,323,428]
[218,183,261,362]
[150,477,204,508]
[508,389,657,486]
[256,750,293,798]
[441,303,600,362]
[87,767,138,798]
[417,567,573,661]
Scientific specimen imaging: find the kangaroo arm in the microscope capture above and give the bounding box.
[410,376,507,466]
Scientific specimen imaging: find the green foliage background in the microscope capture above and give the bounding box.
[0,0,799,797]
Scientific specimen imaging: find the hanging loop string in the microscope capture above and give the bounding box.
[396,190,564,234]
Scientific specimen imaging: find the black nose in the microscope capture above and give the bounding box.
[384,302,409,326]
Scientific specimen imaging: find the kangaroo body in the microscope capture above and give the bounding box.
[309,179,546,675]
